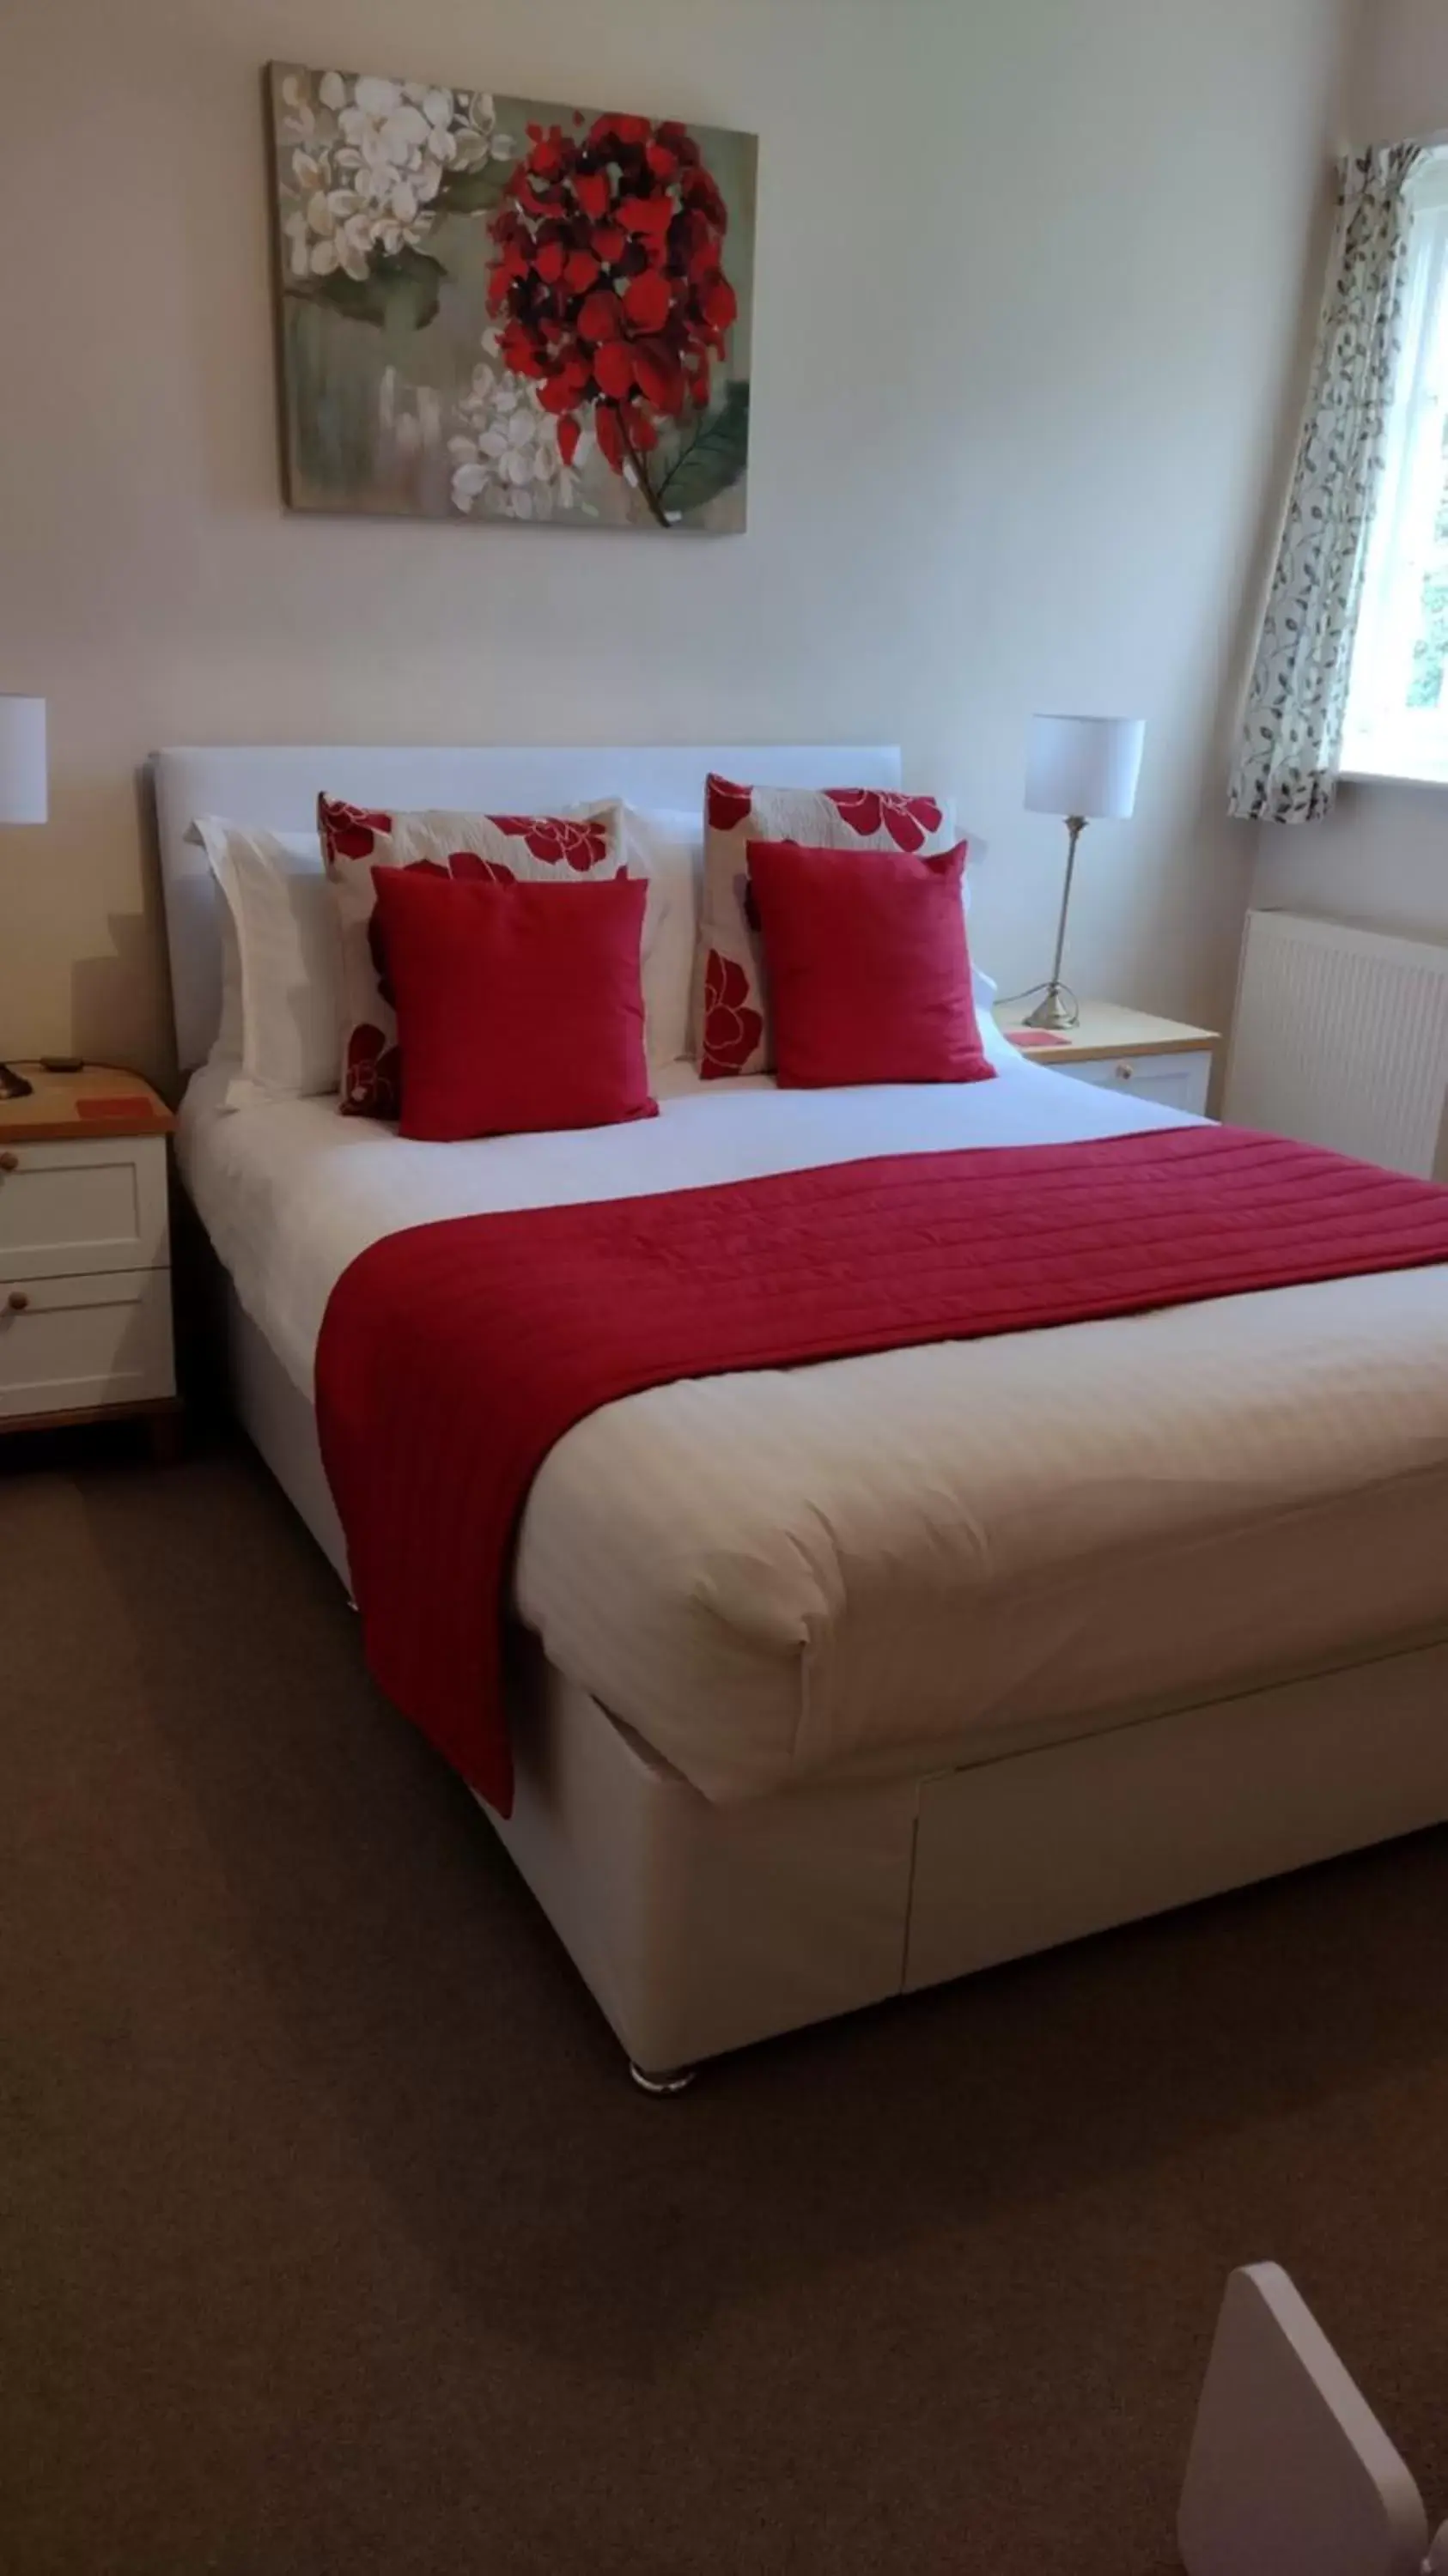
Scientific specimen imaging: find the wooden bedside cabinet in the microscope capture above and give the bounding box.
[0,1065,179,1456]
[994,1002,1219,1116]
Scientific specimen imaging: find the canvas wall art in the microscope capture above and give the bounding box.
[266,64,757,533]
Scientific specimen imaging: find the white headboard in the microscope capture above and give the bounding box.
[151,742,903,1070]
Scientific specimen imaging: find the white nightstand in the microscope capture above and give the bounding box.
[994,1002,1218,1116]
[0,1064,179,1455]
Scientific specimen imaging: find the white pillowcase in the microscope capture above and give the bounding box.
[210,902,244,1067]
[196,819,343,1109]
[197,798,981,1096]
[624,806,702,1066]
[624,805,991,1060]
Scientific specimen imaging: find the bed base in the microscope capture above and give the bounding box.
[227,1286,1448,2081]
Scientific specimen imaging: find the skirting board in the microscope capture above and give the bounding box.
[224,1282,1448,2075]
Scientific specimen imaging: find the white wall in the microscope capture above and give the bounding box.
[0,0,1349,1084]
[1350,0,1448,136]
[1252,0,1448,946]
[1252,775,1448,942]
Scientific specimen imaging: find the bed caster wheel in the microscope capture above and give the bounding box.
[628,2059,698,2098]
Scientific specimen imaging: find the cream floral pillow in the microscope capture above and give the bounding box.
[693,775,957,1077]
[319,795,624,1118]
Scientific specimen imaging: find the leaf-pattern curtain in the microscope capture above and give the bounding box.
[1229,143,1426,823]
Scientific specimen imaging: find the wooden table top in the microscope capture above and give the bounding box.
[0,1063,174,1145]
[994,1001,1220,1064]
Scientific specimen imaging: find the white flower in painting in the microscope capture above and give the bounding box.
[416,85,457,131]
[447,341,594,521]
[450,88,514,171]
[333,78,461,240]
[279,74,319,145]
[278,69,510,281]
[294,188,376,282]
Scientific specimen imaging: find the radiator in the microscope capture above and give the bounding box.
[1224,908,1448,1178]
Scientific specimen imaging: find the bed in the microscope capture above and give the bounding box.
[155,743,1448,2087]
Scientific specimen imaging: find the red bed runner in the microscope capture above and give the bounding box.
[314,1125,1448,1812]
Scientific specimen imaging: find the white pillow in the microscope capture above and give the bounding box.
[210,902,244,1066]
[195,819,342,1109]
[624,806,701,1066]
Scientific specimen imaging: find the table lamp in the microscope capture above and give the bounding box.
[1022,712,1146,1030]
[0,696,48,1101]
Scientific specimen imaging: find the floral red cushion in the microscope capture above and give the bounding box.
[745,839,995,1089]
[694,775,958,1078]
[319,794,624,1119]
[372,867,656,1141]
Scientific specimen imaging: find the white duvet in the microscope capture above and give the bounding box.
[179,1040,1448,1804]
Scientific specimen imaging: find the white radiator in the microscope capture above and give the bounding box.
[1224,908,1448,1178]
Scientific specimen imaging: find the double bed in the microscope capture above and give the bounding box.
[156,743,1448,2087]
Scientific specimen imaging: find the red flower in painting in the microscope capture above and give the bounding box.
[486,112,735,526]
[707,775,754,833]
[492,815,610,872]
[342,1024,401,1120]
[699,950,764,1078]
[319,798,393,864]
[824,789,946,854]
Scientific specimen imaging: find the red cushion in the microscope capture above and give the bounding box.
[745,839,995,1088]
[372,867,657,1141]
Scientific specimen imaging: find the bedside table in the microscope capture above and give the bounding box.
[0,1064,179,1455]
[994,1002,1219,1116]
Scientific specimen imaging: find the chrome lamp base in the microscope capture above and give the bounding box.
[1025,813,1089,1036]
[1020,983,1079,1032]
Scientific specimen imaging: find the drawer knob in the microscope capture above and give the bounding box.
[6,1290,29,1313]
[0,1151,17,1172]
[1114,1061,1135,1081]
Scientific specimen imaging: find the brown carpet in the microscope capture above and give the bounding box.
[3,1430,1447,2575]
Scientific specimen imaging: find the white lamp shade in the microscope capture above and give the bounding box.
[1025,713,1145,822]
[0,697,47,824]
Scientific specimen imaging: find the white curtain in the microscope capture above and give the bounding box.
[1229,143,1426,823]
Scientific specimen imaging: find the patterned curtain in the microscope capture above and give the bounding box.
[1229,143,1426,823]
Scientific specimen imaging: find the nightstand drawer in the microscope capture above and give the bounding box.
[0,1269,175,1421]
[1052,1049,1213,1115]
[0,1136,168,1281]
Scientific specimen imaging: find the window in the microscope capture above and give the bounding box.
[1343,153,1448,782]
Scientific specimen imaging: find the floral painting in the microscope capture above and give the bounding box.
[266,64,757,532]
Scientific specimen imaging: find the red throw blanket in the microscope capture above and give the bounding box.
[315,1126,1448,1812]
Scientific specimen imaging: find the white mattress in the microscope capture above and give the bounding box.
[179,1046,1448,1803]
